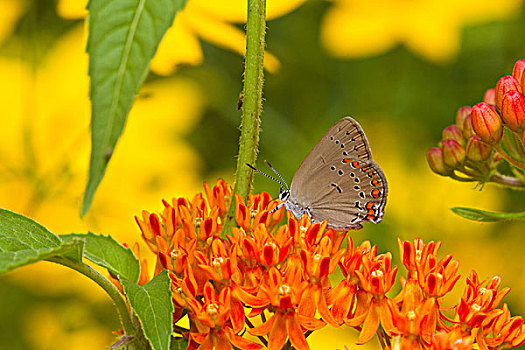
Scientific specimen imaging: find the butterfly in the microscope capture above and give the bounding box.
[248,117,387,230]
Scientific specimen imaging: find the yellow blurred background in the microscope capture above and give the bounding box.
[0,0,524,349]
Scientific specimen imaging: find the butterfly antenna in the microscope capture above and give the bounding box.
[264,160,289,190]
[246,163,286,188]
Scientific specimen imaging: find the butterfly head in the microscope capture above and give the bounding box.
[278,187,290,202]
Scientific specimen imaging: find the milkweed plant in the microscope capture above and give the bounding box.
[1,1,524,350]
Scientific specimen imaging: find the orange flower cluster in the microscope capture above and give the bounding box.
[130,180,524,350]
[427,58,525,187]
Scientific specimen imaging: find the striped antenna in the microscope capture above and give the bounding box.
[246,163,288,190]
[263,160,290,190]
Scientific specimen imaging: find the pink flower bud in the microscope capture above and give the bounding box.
[483,88,495,105]
[456,106,472,132]
[466,135,492,162]
[471,102,503,145]
[442,125,464,145]
[461,115,475,139]
[427,147,449,175]
[441,139,466,168]
[512,59,525,92]
[501,90,525,132]
[495,75,520,110]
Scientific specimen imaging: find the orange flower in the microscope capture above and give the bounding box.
[328,238,371,325]
[346,249,398,344]
[455,271,510,331]
[428,329,474,350]
[479,304,525,349]
[188,282,262,350]
[298,229,345,327]
[249,264,325,350]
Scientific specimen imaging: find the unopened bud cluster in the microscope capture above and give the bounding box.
[428,59,525,187]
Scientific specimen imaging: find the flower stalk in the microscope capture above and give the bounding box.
[221,0,267,236]
[48,256,137,336]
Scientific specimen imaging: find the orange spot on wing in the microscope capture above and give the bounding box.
[371,189,380,198]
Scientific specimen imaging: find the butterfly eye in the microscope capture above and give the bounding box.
[279,189,290,202]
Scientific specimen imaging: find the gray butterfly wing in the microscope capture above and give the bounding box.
[288,117,387,230]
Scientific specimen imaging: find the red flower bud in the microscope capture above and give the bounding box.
[442,125,464,145]
[427,147,449,175]
[501,90,525,132]
[456,106,471,132]
[495,75,520,110]
[512,59,525,92]
[471,102,503,145]
[466,135,492,162]
[483,88,495,105]
[441,139,466,168]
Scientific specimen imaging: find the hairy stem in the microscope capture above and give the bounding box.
[221,0,267,236]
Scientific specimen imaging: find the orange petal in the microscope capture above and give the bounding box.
[248,314,274,336]
[230,298,246,333]
[287,313,310,350]
[356,302,381,344]
[296,314,326,331]
[268,313,288,350]
[298,285,317,318]
[228,330,263,350]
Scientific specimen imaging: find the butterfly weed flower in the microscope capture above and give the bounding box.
[120,180,525,349]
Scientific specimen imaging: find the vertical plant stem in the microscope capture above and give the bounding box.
[221,0,267,236]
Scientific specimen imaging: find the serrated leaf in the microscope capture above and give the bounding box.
[451,207,525,222]
[61,233,140,283]
[0,209,84,274]
[82,0,188,216]
[122,270,173,350]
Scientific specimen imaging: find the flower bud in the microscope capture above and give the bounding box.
[456,106,471,131]
[471,102,503,145]
[461,115,475,139]
[500,90,525,132]
[483,88,495,105]
[441,139,466,168]
[512,59,525,92]
[427,147,449,175]
[442,125,464,145]
[466,135,492,162]
[495,75,520,110]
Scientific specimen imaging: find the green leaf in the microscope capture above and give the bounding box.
[82,0,188,216]
[122,270,173,350]
[0,209,84,274]
[170,337,189,350]
[61,232,140,283]
[451,207,525,222]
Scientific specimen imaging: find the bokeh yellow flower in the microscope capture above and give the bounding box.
[320,0,524,63]
[57,0,307,75]
[0,25,204,241]
[0,0,26,44]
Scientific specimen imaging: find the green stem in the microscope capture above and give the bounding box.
[48,257,136,335]
[494,145,525,171]
[490,173,525,189]
[221,0,267,236]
